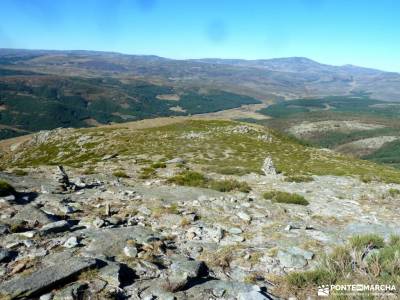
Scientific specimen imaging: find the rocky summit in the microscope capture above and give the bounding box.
[0,118,399,299]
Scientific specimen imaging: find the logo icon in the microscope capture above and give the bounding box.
[318,285,330,297]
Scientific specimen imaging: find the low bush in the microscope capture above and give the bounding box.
[263,190,309,205]
[168,171,207,187]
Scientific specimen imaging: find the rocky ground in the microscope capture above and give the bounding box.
[0,119,400,299]
[1,164,400,299]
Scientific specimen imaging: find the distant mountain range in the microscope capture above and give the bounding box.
[1,48,400,139]
[2,48,400,101]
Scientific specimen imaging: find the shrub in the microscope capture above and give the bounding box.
[13,169,28,176]
[168,171,207,187]
[263,190,309,205]
[139,167,156,179]
[113,170,130,178]
[388,188,400,197]
[349,234,385,250]
[0,180,16,197]
[209,179,251,193]
[151,162,167,169]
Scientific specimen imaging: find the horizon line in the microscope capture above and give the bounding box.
[0,47,397,74]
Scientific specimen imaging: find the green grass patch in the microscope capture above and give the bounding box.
[263,190,309,205]
[167,171,208,187]
[0,180,16,197]
[112,170,130,178]
[349,234,385,250]
[388,188,400,197]
[209,179,251,193]
[286,268,335,288]
[12,169,28,176]
[168,170,251,193]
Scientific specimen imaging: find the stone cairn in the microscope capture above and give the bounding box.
[55,165,71,192]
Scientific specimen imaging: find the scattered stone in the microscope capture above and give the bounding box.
[53,282,87,300]
[0,223,10,235]
[39,292,53,300]
[98,262,121,287]
[92,217,105,229]
[40,220,70,235]
[18,230,37,238]
[277,250,308,269]
[237,211,252,222]
[166,157,185,164]
[287,247,314,260]
[13,205,54,226]
[63,236,79,248]
[102,153,118,161]
[123,244,138,258]
[227,227,243,234]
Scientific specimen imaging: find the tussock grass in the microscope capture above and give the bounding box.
[263,190,309,205]
[349,234,385,250]
[282,234,400,299]
[168,170,251,193]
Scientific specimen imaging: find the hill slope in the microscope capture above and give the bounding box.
[0,118,400,299]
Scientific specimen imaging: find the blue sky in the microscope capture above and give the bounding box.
[0,0,399,71]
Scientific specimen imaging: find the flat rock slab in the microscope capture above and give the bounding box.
[83,226,161,258]
[133,184,224,203]
[0,257,97,298]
